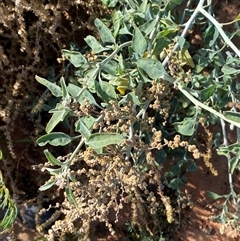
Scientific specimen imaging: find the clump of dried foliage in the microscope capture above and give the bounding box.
[0,0,110,154]
[0,0,110,238]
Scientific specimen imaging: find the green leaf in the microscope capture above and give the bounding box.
[234,13,240,21]
[223,111,240,123]
[186,162,199,172]
[132,28,147,56]
[229,156,240,174]
[46,106,69,134]
[112,10,122,37]
[169,177,185,190]
[153,38,171,56]
[44,167,62,176]
[94,18,115,44]
[84,35,108,53]
[206,190,226,200]
[60,77,70,100]
[86,133,124,149]
[37,132,75,146]
[203,25,219,47]
[39,179,56,191]
[101,0,118,7]
[137,59,167,79]
[125,92,142,105]
[176,36,186,50]
[102,60,118,75]
[81,116,96,129]
[173,116,197,136]
[218,143,240,157]
[178,49,195,68]
[200,85,216,101]
[138,68,151,83]
[95,80,117,103]
[35,75,62,97]
[217,146,229,156]
[75,118,91,139]
[221,66,240,75]
[65,187,78,207]
[227,143,240,153]
[43,149,63,166]
[67,83,101,108]
[61,49,87,67]
[139,19,156,36]
[68,173,77,182]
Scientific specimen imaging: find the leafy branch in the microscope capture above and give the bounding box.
[0,157,18,233]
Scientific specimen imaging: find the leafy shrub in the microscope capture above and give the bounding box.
[3,0,240,239]
[0,151,18,234]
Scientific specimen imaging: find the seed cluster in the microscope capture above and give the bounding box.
[36,77,207,240]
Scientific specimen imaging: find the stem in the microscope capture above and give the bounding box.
[66,115,103,167]
[160,71,240,128]
[159,71,240,128]
[147,12,160,58]
[199,8,240,58]
[219,117,237,207]
[178,84,240,128]
[66,137,85,168]
[179,0,193,27]
[94,41,132,79]
[162,0,206,67]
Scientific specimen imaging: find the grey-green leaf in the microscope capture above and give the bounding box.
[65,187,78,207]
[94,18,115,44]
[46,108,69,134]
[200,85,216,101]
[206,190,226,200]
[227,143,240,153]
[60,77,70,100]
[37,132,74,146]
[44,149,63,166]
[139,19,157,36]
[35,75,62,97]
[95,80,117,103]
[44,167,62,176]
[84,35,108,53]
[137,59,167,79]
[229,156,240,174]
[173,117,196,136]
[125,92,142,105]
[39,179,56,191]
[75,118,91,139]
[67,83,101,108]
[112,10,122,37]
[61,49,87,67]
[132,28,147,56]
[223,111,240,123]
[222,66,240,75]
[86,133,124,149]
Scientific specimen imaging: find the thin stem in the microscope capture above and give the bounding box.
[219,117,237,207]
[199,8,240,58]
[66,137,85,168]
[95,41,132,79]
[178,0,193,27]
[159,72,240,128]
[162,0,206,67]
[66,115,103,167]
[147,12,160,58]
[178,84,240,128]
